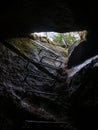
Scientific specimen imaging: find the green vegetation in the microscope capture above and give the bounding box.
[64,33,77,44]
[53,31,87,48]
[53,33,63,46]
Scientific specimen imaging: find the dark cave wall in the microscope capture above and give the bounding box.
[0,0,97,36]
[68,31,98,68]
[0,0,98,67]
[69,57,98,130]
[0,1,98,130]
[0,40,70,129]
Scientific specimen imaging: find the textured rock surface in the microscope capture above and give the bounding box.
[0,1,98,129]
[0,40,70,129]
[1,38,98,130]
[68,55,98,130]
[0,0,98,69]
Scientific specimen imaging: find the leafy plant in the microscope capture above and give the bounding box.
[53,31,87,48]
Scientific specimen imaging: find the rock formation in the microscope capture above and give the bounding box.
[0,37,70,129]
[0,1,98,130]
[68,55,98,130]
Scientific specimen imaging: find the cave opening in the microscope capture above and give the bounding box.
[0,0,98,129]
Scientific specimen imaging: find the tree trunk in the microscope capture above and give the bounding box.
[61,33,69,48]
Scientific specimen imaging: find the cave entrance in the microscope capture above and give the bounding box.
[5,30,87,79]
[33,31,87,67]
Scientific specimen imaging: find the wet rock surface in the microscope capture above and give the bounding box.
[1,37,98,130]
[0,40,70,129]
[0,1,98,129]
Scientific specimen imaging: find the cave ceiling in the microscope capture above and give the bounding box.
[0,0,97,37]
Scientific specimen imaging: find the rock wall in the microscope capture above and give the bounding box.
[0,40,70,129]
[68,55,98,130]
